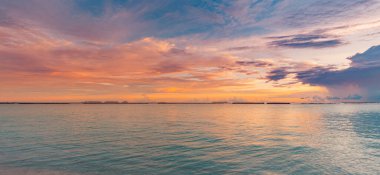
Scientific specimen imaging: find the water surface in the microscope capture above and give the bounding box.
[0,104,379,174]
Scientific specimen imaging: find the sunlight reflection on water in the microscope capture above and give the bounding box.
[0,104,379,174]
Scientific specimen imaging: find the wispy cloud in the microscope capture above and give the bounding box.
[268,34,345,49]
[235,60,274,67]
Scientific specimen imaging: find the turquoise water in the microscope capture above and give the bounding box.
[0,104,379,175]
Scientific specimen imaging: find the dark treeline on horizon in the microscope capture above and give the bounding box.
[1,101,379,105]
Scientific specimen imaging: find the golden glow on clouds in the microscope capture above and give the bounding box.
[1,1,380,102]
[0,22,362,102]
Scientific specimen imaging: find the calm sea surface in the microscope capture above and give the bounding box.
[0,104,379,175]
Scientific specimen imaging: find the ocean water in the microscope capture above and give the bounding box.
[0,104,379,175]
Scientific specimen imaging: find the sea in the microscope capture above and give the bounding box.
[0,104,379,175]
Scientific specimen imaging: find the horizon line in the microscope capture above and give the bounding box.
[0,101,379,105]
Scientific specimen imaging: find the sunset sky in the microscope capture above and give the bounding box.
[1,0,380,102]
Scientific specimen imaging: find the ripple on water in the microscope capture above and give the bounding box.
[0,104,380,174]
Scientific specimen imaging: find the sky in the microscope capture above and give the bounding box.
[1,0,380,102]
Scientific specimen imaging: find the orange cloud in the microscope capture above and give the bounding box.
[0,21,326,102]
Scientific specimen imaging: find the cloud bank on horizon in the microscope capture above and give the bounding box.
[1,0,380,102]
[267,45,380,101]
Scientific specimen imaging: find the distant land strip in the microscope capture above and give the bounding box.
[0,101,379,105]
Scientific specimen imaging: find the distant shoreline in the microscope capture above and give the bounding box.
[0,102,379,105]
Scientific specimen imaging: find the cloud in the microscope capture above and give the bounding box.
[296,46,380,85]
[348,45,380,67]
[282,0,379,27]
[0,0,150,42]
[268,34,345,48]
[0,21,249,99]
[266,67,290,81]
[226,46,257,51]
[288,45,380,101]
[1,0,380,102]
[2,0,379,42]
[262,45,380,101]
[235,60,274,67]
[344,94,363,100]
[153,60,186,73]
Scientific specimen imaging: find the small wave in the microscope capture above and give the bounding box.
[0,167,89,175]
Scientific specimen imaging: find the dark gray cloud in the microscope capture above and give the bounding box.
[266,67,290,81]
[295,66,337,85]
[267,45,380,101]
[296,66,380,87]
[296,46,380,88]
[348,45,380,67]
[268,34,345,49]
